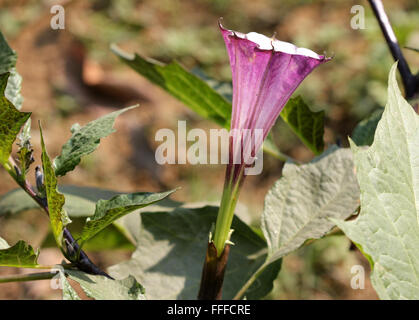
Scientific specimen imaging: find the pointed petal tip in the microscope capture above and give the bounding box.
[218,17,232,35]
[218,17,225,29]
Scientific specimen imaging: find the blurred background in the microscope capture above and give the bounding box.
[0,0,418,299]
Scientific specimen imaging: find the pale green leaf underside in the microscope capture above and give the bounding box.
[262,146,360,264]
[79,189,177,245]
[53,105,137,177]
[109,205,281,300]
[67,270,146,300]
[336,63,419,300]
[0,239,39,268]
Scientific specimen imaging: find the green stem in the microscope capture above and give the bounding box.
[212,166,244,256]
[0,271,58,284]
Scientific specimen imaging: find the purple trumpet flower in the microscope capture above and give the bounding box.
[213,22,330,255]
[199,22,330,300]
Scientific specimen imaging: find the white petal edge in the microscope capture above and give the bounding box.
[221,23,324,60]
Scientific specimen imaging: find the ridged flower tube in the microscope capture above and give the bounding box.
[212,22,330,256]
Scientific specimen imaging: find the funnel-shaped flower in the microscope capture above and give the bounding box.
[212,22,330,255]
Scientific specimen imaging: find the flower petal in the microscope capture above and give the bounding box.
[220,21,329,149]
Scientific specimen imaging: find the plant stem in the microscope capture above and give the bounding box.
[212,165,244,256]
[198,163,244,299]
[368,0,419,99]
[0,271,58,284]
[198,242,231,300]
[6,157,113,279]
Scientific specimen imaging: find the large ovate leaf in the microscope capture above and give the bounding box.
[67,270,146,300]
[79,189,177,246]
[108,205,281,300]
[0,238,39,268]
[279,96,325,155]
[111,45,231,128]
[335,63,419,300]
[0,32,23,110]
[53,105,137,177]
[40,127,70,248]
[0,73,30,166]
[262,146,360,264]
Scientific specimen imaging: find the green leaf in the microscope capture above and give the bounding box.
[351,108,383,146]
[0,73,31,166]
[262,146,360,264]
[67,270,146,300]
[79,189,177,246]
[40,126,70,248]
[335,63,419,300]
[0,185,180,218]
[5,68,23,110]
[41,218,135,251]
[0,32,23,110]
[53,105,138,177]
[109,205,281,299]
[0,32,16,74]
[16,118,33,178]
[111,45,231,128]
[263,133,293,162]
[0,186,119,218]
[0,185,180,251]
[279,96,325,155]
[0,239,39,268]
[191,67,233,103]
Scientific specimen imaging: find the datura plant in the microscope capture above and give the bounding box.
[0,8,418,301]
